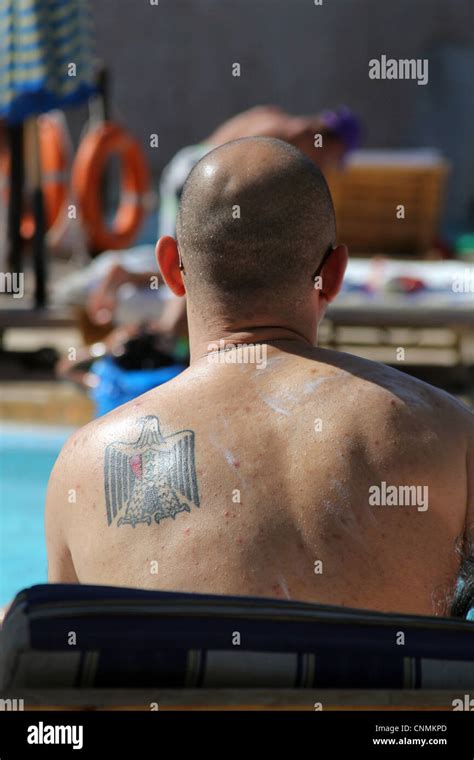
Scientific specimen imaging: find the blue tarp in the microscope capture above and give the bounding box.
[90,356,186,416]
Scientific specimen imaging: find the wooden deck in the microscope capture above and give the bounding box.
[0,688,465,711]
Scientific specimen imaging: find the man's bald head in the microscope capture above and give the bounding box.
[176,137,336,307]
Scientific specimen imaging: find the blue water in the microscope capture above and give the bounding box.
[0,424,73,606]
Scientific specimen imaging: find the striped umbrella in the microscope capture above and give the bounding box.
[0,0,98,307]
[0,0,97,123]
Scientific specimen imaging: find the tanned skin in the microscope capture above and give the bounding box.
[46,138,473,616]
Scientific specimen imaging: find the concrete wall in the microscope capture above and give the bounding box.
[81,0,474,227]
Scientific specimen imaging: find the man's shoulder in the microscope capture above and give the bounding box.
[58,400,143,461]
[314,348,472,429]
[55,377,182,466]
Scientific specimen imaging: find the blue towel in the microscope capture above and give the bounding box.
[90,356,186,416]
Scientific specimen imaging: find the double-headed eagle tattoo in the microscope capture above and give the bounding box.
[104,416,200,528]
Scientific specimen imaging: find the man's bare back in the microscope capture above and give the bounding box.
[46,343,473,616]
[46,137,474,617]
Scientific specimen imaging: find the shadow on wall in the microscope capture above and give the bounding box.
[410,44,474,229]
[69,0,474,230]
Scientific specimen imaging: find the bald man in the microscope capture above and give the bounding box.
[46,137,474,616]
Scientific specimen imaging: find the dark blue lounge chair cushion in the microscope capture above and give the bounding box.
[1,584,473,689]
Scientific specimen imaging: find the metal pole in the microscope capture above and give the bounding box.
[7,122,24,276]
[24,117,46,308]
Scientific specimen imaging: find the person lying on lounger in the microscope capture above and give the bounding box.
[46,136,473,617]
[54,104,359,340]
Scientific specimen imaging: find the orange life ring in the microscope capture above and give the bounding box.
[0,113,69,239]
[72,121,151,251]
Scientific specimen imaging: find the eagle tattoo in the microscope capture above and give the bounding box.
[104,416,200,527]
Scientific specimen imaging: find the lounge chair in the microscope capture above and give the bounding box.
[0,584,473,709]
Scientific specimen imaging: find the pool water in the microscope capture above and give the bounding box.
[0,424,73,606]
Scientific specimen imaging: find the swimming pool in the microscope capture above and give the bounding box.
[0,423,73,607]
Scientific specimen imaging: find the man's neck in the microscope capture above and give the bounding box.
[188,321,317,366]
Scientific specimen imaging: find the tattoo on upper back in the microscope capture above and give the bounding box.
[104,415,200,528]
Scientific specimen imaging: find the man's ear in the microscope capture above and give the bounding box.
[156,236,186,297]
[319,244,348,303]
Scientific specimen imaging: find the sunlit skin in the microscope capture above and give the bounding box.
[46,138,474,617]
